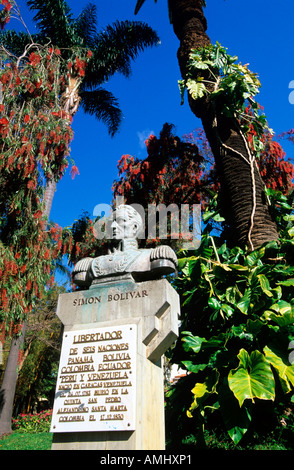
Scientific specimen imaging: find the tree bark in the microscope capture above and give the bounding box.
[43,179,57,221]
[0,324,26,436]
[170,0,279,249]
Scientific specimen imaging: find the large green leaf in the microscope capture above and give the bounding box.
[181,332,205,353]
[263,310,294,327]
[277,278,294,286]
[186,78,207,100]
[228,349,275,407]
[181,361,207,374]
[257,273,273,297]
[264,345,294,393]
[263,300,294,326]
[187,370,219,417]
[236,289,251,314]
[181,331,225,354]
[218,381,252,445]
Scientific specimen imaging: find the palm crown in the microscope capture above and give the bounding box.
[1,0,160,136]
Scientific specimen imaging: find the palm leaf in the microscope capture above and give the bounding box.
[79,88,123,137]
[0,30,33,56]
[84,20,159,88]
[134,0,151,15]
[27,0,77,47]
[74,2,98,48]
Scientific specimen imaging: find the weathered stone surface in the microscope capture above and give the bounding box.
[51,278,180,450]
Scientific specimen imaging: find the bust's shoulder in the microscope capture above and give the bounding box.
[72,257,93,287]
[150,245,178,266]
[72,257,93,273]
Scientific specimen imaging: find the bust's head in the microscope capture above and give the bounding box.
[110,205,143,241]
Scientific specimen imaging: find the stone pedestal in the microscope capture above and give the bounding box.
[51,278,179,450]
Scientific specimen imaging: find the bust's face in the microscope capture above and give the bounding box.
[110,208,138,240]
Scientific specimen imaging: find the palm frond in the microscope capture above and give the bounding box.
[79,88,123,137]
[0,30,33,56]
[74,2,98,49]
[84,20,159,89]
[134,0,152,15]
[27,0,77,47]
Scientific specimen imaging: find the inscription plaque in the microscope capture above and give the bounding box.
[50,324,137,433]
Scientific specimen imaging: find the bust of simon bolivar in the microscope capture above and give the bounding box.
[72,204,178,288]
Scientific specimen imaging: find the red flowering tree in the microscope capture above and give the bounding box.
[0,0,159,434]
[1,0,159,218]
[110,122,293,247]
[0,0,11,30]
[66,121,294,262]
[0,42,92,332]
[111,123,217,248]
[185,125,294,195]
[0,2,93,434]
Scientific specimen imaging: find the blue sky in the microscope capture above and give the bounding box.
[14,0,294,229]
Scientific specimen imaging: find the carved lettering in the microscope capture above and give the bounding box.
[73,296,101,307]
[73,330,122,344]
[72,289,148,308]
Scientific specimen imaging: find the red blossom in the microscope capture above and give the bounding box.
[70,165,80,179]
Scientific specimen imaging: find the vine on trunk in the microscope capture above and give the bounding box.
[179,42,277,250]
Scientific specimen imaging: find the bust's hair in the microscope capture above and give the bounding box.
[115,204,144,237]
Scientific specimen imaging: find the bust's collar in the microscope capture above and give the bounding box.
[119,238,138,251]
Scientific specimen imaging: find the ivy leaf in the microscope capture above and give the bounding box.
[263,308,294,327]
[225,285,240,304]
[228,349,275,407]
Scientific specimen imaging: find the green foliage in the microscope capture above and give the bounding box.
[12,409,52,433]
[15,0,160,136]
[168,191,294,446]
[13,284,64,413]
[179,42,273,151]
[0,431,53,450]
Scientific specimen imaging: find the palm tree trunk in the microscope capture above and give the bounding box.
[0,324,26,435]
[170,0,279,249]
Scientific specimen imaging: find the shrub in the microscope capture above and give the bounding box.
[12,409,52,433]
[166,190,294,447]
